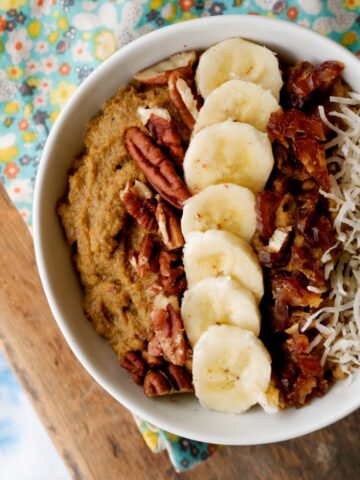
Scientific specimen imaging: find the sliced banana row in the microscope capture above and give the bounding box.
[180,38,282,415]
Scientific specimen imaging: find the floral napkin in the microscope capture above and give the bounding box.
[0,0,359,473]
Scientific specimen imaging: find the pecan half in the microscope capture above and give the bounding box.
[167,364,193,393]
[137,234,159,278]
[124,127,190,209]
[159,250,187,295]
[155,199,184,250]
[151,295,186,366]
[134,50,196,85]
[120,180,157,232]
[120,351,147,385]
[168,72,199,130]
[138,107,184,166]
[143,370,172,397]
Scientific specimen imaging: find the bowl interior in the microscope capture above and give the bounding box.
[33,16,360,445]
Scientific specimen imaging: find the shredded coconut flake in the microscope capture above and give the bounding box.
[302,95,360,375]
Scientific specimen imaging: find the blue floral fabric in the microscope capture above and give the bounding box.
[0,0,359,474]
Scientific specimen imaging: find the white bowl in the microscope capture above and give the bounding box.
[33,15,360,445]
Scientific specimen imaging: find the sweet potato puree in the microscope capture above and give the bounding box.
[58,82,188,360]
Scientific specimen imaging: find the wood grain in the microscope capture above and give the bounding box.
[0,182,360,480]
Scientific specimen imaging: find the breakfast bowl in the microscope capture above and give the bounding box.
[33,15,360,445]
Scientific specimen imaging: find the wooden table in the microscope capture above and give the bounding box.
[0,183,360,480]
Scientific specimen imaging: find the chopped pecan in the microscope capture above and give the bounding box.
[147,334,163,357]
[293,136,330,191]
[155,199,184,250]
[168,72,199,130]
[151,296,186,366]
[137,234,159,278]
[120,351,147,385]
[268,109,326,146]
[124,127,191,209]
[167,364,194,393]
[143,370,172,397]
[257,227,293,268]
[134,50,196,85]
[159,250,187,295]
[284,60,344,108]
[141,350,163,367]
[138,107,184,167]
[120,180,157,232]
[269,226,293,254]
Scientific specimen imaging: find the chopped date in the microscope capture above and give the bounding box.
[255,191,281,240]
[286,245,325,288]
[296,188,319,236]
[274,144,311,182]
[284,60,344,108]
[293,136,330,191]
[285,333,309,354]
[271,274,322,308]
[255,59,340,409]
[268,109,326,146]
[309,215,336,252]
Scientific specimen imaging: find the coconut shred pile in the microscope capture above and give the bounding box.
[301,93,360,375]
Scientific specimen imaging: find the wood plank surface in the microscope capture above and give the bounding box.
[0,182,360,480]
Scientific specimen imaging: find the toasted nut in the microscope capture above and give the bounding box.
[168,72,199,130]
[138,107,184,166]
[120,351,147,385]
[124,127,190,209]
[143,370,172,397]
[147,334,163,357]
[151,297,186,366]
[137,234,159,279]
[141,350,164,367]
[134,51,196,85]
[167,364,193,393]
[159,250,187,295]
[120,180,157,232]
[155,199,184,250]
[268,226,293,253]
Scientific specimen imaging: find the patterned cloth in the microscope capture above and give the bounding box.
[0,0,359,474]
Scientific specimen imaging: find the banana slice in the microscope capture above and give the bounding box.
[183,230,264,301]
[194,80,280,134]
[196,38,282,100]
[183,121,274,194]
[181,276,261,346]
[193,325,271,414]
[181,183,256,242]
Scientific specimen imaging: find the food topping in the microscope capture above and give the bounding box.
[120,180,157,232]
[301,93,360,375]
[137,107,184,166]
[168,72,199,130]
[124,127,190,209]
[134,50,196,85]
[284,60,344,108]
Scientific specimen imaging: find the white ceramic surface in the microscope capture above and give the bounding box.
[33,15,360,445]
